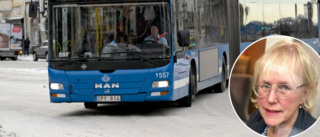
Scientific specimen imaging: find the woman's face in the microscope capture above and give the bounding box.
[257,70,310,127]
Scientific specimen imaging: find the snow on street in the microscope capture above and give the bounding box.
[0,56,319,137]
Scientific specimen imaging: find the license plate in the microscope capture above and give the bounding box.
[97,96,121,102]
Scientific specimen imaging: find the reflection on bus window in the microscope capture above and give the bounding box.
[51,2,171,60]
[239,0,318,42]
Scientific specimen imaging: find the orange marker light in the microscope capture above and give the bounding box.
[51,93,57,97]
[160,91,169,95]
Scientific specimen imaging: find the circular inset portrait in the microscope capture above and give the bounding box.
[229,35,320,136]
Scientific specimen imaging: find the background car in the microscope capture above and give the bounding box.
[33,40,48,61]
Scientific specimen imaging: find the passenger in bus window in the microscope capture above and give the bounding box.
[78,31,88,57]
[144,25,168,47]
[247,38,319,136]
[116,6,133,44]
[104,33,115,45]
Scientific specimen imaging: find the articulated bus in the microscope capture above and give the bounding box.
[47,0,319,108]
[48,0,233,108]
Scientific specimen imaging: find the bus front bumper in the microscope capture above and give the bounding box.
[50,92,175,103]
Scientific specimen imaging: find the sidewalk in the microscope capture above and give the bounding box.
[17,54,33,61]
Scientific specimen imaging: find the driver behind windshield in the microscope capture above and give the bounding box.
[144,25,168,47]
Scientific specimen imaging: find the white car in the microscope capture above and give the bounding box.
[33,40,48,61]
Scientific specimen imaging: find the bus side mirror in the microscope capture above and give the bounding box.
[178,30,190,47]
[29,1,38,17]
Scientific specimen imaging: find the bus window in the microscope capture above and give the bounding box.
[51,2,171,60]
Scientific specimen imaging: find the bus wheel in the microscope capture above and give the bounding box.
[178,70,196,107]
[84,102,98,109]
[214,58,227,93]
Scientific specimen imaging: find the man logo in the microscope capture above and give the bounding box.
[95,83,119,89]
[96,74,119,89]
[101,74,110,82]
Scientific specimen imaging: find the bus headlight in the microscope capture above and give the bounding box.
[50,83,64,90]
[152,81,169,88]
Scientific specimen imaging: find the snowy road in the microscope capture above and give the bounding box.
[0,57,319,137]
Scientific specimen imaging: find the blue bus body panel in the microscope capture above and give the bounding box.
[65,70,148,95]
[173,57,190,101]
[49,62,180,103]
[173,44,229,96]
[197,44,229,91]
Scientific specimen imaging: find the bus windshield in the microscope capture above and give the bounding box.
[50,2,171,61]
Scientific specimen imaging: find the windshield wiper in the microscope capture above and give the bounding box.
[53,58,91,67]
[130,52,155,64]
[100,51,155,64]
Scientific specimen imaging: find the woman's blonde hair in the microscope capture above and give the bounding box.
[251,38,319,112]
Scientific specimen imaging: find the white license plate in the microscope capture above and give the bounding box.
[97,96,121,102]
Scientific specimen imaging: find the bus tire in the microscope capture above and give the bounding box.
[84,102,98,108]
[214,58,227,93]
[178,69,196,107]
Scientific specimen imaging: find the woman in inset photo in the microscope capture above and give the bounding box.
[230,35,320,137]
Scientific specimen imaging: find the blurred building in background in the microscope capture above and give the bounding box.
[0,0,47,53]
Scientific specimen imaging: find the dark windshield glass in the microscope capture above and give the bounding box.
[50,2,171,61]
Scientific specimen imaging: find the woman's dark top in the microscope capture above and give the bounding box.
[247,108,316,136]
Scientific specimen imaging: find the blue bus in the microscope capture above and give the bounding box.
[47,0,320,108]
[47,0,238,108]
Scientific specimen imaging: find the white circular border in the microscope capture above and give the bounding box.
[228,35,320,137]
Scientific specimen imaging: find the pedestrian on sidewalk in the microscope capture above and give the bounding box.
[24,37,30,56]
